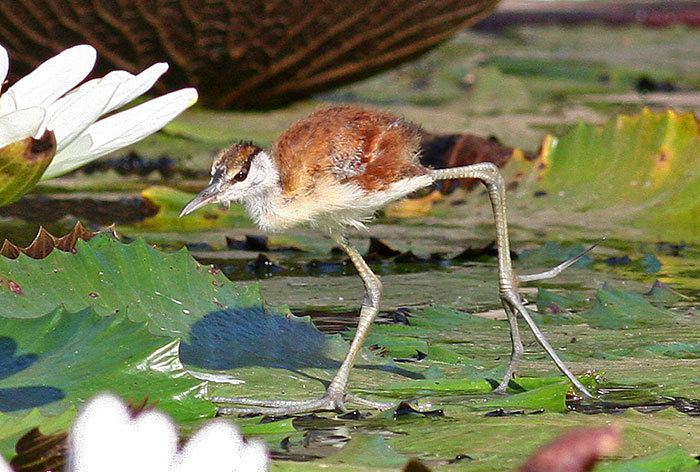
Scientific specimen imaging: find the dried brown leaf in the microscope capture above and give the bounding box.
[9,428,67,472]
[517,426,622,472]
[420,132,534,192]
[0,223,106,259]
[403,458,433,472]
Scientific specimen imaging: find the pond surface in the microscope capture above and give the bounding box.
[1,20,699,471]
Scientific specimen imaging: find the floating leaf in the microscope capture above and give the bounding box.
[519,241,593,269]
[321,435,408,468]
[483,380,570,412]
[0,132,56,207]
[579,288,678,329]
[595,447,699,472]
[0,234,370,460]
[644,280,685,307]
[135,185,251,231]
[527,109,700,243]
[0,306,214,457]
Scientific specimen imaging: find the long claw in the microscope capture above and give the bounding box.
[211,392,393,416]
[518,238,605,283]
[503,289,597,399]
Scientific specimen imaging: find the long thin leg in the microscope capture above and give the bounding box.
[432,163,594,398]
[325,233,386,399]
[213,232,395,415]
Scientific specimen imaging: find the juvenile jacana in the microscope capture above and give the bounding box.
[180,106,594,415]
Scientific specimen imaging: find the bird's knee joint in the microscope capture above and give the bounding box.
[364,274,382,292]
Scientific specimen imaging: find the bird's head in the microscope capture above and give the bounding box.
[180,141,271,217]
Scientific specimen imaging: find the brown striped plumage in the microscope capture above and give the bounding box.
[272,106,427,197]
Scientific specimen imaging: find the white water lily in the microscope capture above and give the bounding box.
[67,393,269,472]
[0,44,197,180]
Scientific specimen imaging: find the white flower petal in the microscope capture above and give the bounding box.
[42,88,198,179]
[42,76,120,152]
[0,455,12,472]
[175,420,245,472]
[126,410,179,472]
[0,45,8,92]
[103,63,169,114]
[61,63,167,117]
[241,440,271,472]
[0,107,46,149]
[68,393,178,472]
[0,44,96,115]
[68,393,133,472]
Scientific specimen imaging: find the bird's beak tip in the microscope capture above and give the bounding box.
[180,184,220,218]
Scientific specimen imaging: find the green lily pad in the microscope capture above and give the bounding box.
[321,435,409,469]
[634,342,700,359]
[134,185,252,231]
[0,234,370,459]
[579,288,678,329]
[0,407,74,461]
[0,306,214,457]
[535,288,589,317]
[519,241,593,269]
[596,447,699,472]
[0,235,259,334]
[532,109,700,243]
[360,377,492,397]
[483,380,569,412]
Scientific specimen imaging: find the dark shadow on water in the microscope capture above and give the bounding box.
[180,307,339,370]
[0,337,65,410]
[0,387,65,411]
[0,337,38,380]
[179,307,423,379]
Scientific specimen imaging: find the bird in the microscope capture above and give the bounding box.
[180,105,594,415]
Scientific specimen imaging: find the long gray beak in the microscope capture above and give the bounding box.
[179,182,221,217]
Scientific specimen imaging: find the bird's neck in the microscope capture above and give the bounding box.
[240,150,286,231]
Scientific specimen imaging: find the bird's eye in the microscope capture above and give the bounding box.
[234,169,248,182]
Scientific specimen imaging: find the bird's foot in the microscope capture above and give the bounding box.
[211,391,395,416]
[497,283,596,399]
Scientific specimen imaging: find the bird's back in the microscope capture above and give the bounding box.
[272,106,428,199]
